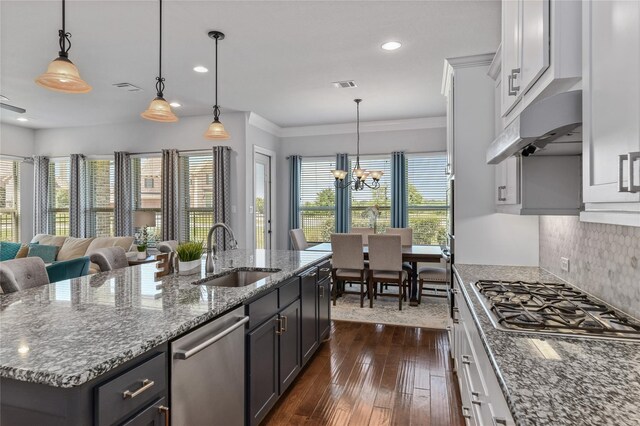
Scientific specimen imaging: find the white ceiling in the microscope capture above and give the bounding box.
[0,0,500,130]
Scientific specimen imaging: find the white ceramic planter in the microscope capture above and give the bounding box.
[137,251,147,260]
[178,259,201,275]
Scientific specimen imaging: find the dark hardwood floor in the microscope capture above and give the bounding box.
[263,321,465,426]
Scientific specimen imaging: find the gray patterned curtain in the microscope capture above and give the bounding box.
[391,151,408,228]
[288,155,302,249]
[161,149,179,241]
[69,154,87,238]
[32,156,50,235]
[335,153,350,233]
[213,146,232,250]
[114,151,132,236]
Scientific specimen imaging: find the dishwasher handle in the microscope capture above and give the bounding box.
[174,316,249,360]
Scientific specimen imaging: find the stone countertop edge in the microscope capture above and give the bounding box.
[452,264,640,426]
[0,250,331,388]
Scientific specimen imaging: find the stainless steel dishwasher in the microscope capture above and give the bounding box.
[171,306,249,426]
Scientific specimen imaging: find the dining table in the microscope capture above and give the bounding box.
[305,242,444,306]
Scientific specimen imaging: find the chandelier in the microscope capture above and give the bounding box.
[331,99,383,190]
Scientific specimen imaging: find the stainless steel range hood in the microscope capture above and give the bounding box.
[486,90,582,164]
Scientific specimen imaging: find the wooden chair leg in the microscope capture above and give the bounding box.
[418,278,423,304]
[331,270,338,306]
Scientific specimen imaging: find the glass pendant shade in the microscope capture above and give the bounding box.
[204,119,230,140]
[369,170,383,180]
[35,56,92,93]
[141,96,178,122]
[331,169,344,179]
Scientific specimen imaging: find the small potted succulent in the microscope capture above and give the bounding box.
[176,241,204,275]
[136,243,148,260]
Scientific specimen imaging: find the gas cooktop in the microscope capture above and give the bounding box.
[472,280,640,341]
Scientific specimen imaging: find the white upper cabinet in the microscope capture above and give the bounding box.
[499,0,581,127]
[581,0,640,227]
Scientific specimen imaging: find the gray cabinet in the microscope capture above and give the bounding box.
[300,268,319,365]
[247,315,279,426]
[279,300,301,392]
[121,397,168,426]
[318,274,331,341]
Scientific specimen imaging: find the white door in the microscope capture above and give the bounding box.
[583,0,640,203]
[520,0,550,94]
[254,152,272,249]
[501,0,521,116]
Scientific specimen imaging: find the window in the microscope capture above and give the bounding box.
[350,156,391,232]
[407,154,448,245]
[49,160,70,236]
[132,156,162,241]
[300,159,336,243]
[0,159,20,241]
[86,159,115,237]
[180,154,213,242]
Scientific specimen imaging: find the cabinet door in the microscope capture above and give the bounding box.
[583,0,640,203]
[520,0,550,94]
[121,397,167,426]
[247,316,279,426]
[504,156,520,205]
[446,81,455,176]
[495,162,506,205]
[300,271,318,365]
[279,300,301,393]
[317,277,331,340]
[501,0,521,115]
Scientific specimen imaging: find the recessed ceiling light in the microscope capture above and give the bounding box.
[169,102,181,107]
[381,41,402,51]
[16,117,28,122]
[193,66,208,73]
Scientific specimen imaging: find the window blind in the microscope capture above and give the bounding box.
[349,156,391,232]
[407,154,448,245]
[86,159,115,237]
[49,160,70,236]
[132,156,162,240]
[0,160,20,242]
[300,159,336,243]
[180,154,214,242]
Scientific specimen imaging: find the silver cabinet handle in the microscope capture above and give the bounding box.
[471,391,482,406]
[629,151,640,193]
[319,284,325,298]
[462,355,471,365]
[494,417,508,426]
[453,318,460,324]
[498,185,507,202]
[174,316,249,360]
[122,379,155,399]
[508,68,521,95]
[282,315,288,333]
[320,267,331,272]
[275,317,283,335]
[158,405,170,426]
[619,154,629,192]
[462,406,472,419]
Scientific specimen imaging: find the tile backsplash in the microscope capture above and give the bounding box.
[539,216,640,319]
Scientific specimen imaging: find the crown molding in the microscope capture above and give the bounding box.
[247,112,283,137]
[487,44,502,80]
[442,52,496,94]
[280,116,446,138]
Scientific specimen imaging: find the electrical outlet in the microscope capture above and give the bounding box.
[561,257,570,272]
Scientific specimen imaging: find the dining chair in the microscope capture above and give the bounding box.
[330,233,369,307]
[368,234,408,310]
[385,227,413,246]
[289,228,309,250]
[89,247,129,272]
[351,227,375,245]
[0,257,50,293]
[418,258,448,303]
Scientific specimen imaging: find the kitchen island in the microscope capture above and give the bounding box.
[454,264,640,426]
[0,249,331,425]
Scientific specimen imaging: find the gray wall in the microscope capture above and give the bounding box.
[276,126,447,250]
[0,123,35,242]
[539,216,640,318]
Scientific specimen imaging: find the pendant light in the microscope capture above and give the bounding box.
[331,99,383,191]
[204,31,230,140]
[141,0,178,122]
[35,0,91,93]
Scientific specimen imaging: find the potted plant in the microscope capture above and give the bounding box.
[176,241,204,275]
[136,243,148,260]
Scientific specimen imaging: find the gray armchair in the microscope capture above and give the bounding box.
[0,257,50,293]
[89,247,129,272]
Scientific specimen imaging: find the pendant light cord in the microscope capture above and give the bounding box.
[155,0,165,97]
[213,34,220,120]
[355,99,361,169]
[58,0,72,58]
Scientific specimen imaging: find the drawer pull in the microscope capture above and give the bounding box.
[320,267,331,272]
[158,405,170,426]
[494,417,508,426]
[275,318,283,335]
[462,355,471,365]
[471,392,482,406]
[122,379,155,399]
[462,406,471,419]
[619,154,629,192]
[282,315,288,333]
[453,318,460,324]
[630,151,640,193]
[319,285,325,298]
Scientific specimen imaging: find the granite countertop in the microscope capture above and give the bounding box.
[454,264,640,426]
[0,249,330,388]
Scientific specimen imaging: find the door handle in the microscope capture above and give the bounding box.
[629,151,640,193]
[158,405,170,426]
[174,316,249,360]
[508,68,520,96]
[275,317,283,335]
[281,315,288,333]
[319,284,325,298]
[619,154,629,192]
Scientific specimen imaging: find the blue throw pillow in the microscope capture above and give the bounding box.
[27,244,59,263]
[0,241,22,261]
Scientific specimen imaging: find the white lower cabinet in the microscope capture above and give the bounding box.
[452,275,515,426]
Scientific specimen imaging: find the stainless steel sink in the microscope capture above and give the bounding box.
[199,269,280,287]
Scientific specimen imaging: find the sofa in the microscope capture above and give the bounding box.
[29,234,136,274]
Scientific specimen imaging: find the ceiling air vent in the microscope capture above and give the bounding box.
[332,80,357,89]
[112,83,143,92]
